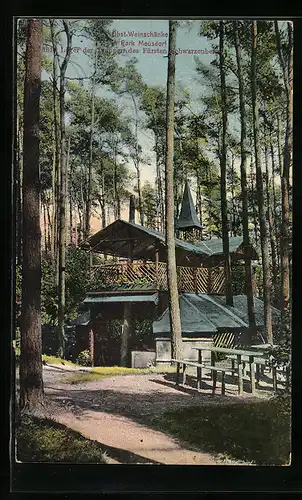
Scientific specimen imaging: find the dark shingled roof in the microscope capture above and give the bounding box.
[196,236,244,255]
[85,219,258,265]
[175,180,202,230]
[153,293,281,335]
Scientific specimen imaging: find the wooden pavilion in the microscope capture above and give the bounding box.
[78,182,274,367]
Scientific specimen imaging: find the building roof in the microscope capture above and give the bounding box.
[175,180,202,230]
[85,219,211,267]
[84,291,159,304]
[152,293,281,335]
[84,219,258,266]
[196,236,244,255]
[71,310,91,326]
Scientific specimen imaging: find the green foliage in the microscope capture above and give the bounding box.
[141,181,157,229]
[62,365,176,384]
[76,349,91,366]
[17,415,109,463]
[231,265,246,295]
[269,308,291,393]
[41,247,101,325]
[152,398,291,465]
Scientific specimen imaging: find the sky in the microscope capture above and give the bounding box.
[42,20,218,187]
[40,19,284,228]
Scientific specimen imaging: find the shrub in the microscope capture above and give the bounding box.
[76,349,91,366]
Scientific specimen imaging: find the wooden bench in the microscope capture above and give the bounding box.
[171,358,236,395]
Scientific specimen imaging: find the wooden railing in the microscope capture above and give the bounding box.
[90,261,226,294]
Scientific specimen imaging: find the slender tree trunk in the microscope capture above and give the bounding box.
[136,165,143,226]
[113,161,121,220]
[270,126,280,267]
[50,127,56,261]
[19,19,44,412]
[233,20,256,334]
[155,134,161,231]
[50,21,60,264]
[265,139,278,305]
[69,158,73,245]
[77,206,82,244]
[165,21,183,360]
[46,199,52,252]
[121,197,135,367]
[57,21,72,358]
[219,21,233,306]
[74,211,78,247]
[251,21,272,343]
[65,136,71,246]
[85,48,97,239]
[230,152,236,237]
[16,113,22,265]
[131,94,144,226]
[43,199,47,253]
[275,21,292,319]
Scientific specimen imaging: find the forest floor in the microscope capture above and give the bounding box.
[19,362,281,465]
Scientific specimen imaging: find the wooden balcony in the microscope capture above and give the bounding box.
[90,261,226,294]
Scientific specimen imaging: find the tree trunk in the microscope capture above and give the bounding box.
[270,125,280,267]
[274,21,292,319]
[50,126,56,261]
[46,199,52,252]
[69,158,73,246]
[43,199,47,253]
[85,49,97,239]
[251,21,272,343]
[121,198,135,367]
[57,21,72,358]
[16,113,22,266]
[165,21,183,360]
[265,139,278,305]
[219,21,233,307]
[19,19,44,412]
[50,21,60,264]
[230,151,236,237]
[233,20,256,334]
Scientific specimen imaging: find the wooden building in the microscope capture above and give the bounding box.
[78,182,278,367]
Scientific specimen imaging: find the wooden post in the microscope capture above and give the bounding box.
[256,364,260,387]
[221,371,226,395]
[197,349,202,389]
[237,354,243,395]
[129,194,135,224]
[272,366,278,392]
[249,355,255,394]
[121,196,135,367]
[210,350,215,380]
[208,267,213,294]
[89,328,94,367]
[193,267,198,294]
[212,370,217,395]
[182,363,186,385]
[89,250,93,280]
[155,246,159,286]
[176,361,180,385]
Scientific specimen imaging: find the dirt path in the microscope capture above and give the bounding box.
[41,365,266,465]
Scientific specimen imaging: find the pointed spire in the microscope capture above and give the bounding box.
[176,180,202,231]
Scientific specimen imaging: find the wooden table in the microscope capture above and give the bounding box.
[192,345,272,395]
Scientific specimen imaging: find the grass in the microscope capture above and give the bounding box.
[14,348,78,367]
[151,395,291,466]
[61,364,176,384]
[16,415,110,463]
[42,355,76,366]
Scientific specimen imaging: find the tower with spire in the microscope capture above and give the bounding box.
[175,180,203,243]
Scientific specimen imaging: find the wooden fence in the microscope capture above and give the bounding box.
[90,261,226,294]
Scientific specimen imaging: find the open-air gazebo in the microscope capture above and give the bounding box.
[77,182,278,367]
